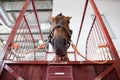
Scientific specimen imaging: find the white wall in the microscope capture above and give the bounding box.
[52,0,120,59]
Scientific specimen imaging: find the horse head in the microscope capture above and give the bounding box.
[49,13,72,61]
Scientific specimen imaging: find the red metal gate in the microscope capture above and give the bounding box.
[0,0,120,80]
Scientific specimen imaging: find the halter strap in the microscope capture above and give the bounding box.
[48,25,72,49]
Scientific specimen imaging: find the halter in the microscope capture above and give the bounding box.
[48,13,72,49]
[48,24,72,49]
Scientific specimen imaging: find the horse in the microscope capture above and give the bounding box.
[49,13,72,62]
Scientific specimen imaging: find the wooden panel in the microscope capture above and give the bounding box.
[41,65,47,80]
[8,65,18,80]
[72,65,96,80]
[94,64,119,80]
[0,68,16,80]
[31,65,41,80]
[72,64,119,80]
[0,64,119,80]
[0,64,47,80]
[17,65,24,78]
[103,69,119,80]
[23,65,33,80]
[47,66,73,80]
[26,65,33,80]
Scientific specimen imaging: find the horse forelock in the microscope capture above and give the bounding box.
[57,13,63,16]
[50,14,71,28]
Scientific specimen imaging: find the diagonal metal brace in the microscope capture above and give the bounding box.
[4,64,24,80]
[95,64,114,80]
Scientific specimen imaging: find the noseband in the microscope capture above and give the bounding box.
[48,25,72,49]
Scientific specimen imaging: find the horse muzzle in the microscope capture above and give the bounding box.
[52,36,67,57]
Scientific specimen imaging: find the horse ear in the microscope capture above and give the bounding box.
[49,17,55,21]
[49,17,55,25]
[65,16,72,24]
[65,16,72,20]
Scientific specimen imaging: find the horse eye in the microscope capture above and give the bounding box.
[67,20,70,24]
[70,29,73,35]
[49,21,52,25]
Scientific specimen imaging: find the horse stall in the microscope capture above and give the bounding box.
[0,61,119,80]
[0,0,120,80]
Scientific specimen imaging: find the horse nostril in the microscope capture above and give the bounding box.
[53,37,67,49]
[63,38,66,46]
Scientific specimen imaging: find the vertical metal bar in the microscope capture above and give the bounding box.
[7,52,12,60]
[86,17,96,58]
[76,0,89,46]
[95,23,103,60]
[17,21,25,54]
[74,52,77,61]
[24,16,36,60]
[21,26,28,53]
[93,22,101,60]
[31,0,43,41]
[95,20,110,60]
[91,31,96,60]
[31,0,49,59]
[45,52,47,61]
[17,24,26,60]
[88,32,93,59]
[95,21,104,60]
[90,0,119,60]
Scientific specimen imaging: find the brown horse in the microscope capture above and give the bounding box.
[49,13,72,61]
